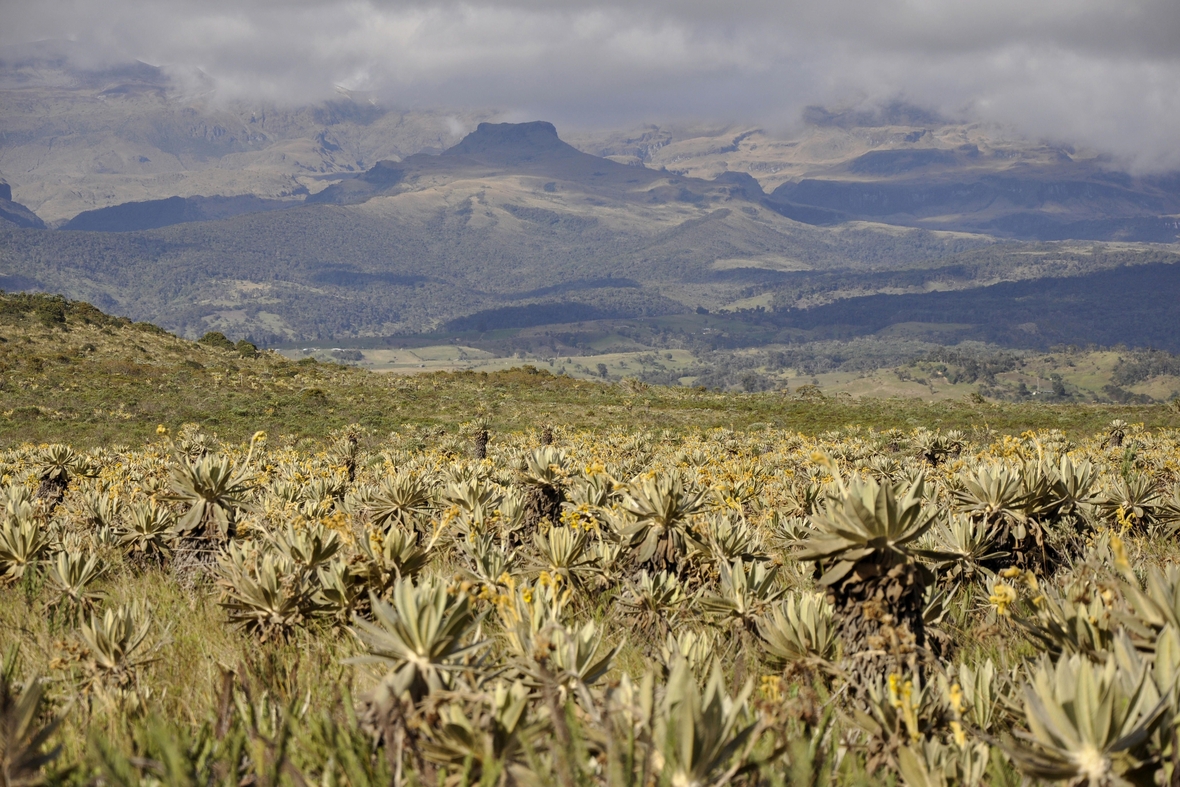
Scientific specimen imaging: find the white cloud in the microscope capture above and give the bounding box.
[4,0,1179,170]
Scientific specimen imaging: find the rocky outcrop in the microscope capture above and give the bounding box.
[0,175,46,229]
[442,121,582,164]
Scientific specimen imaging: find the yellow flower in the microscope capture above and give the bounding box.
[1111,534,1131,572]
[1115,505,1136,532]
[886,674,921,743]
[1000,566,1021,579]
[760,675,783,703]
[989,582,1018,616]
[948,682,964,715]
[950,720,967,747]
[888,673,903,708]
[156,424,168,435]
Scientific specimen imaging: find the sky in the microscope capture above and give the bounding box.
[5,0,1180,172]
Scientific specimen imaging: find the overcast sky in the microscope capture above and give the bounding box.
[6,0,1180,171]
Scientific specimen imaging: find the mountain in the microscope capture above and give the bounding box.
[571,110,1180,244]
[61,194,298,232]
[0,41,495,223]
[770,259,1180,352]
[0,120,997,342]
[307,121,761,207]
[5,112,1180,351]
[764,153,1180,242]
[5,47,1178,244]
[0,174,45,228]
[3,50,1180,357]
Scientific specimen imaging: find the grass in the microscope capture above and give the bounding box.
[6,294,1177,448]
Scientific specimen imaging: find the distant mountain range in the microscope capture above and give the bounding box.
[0,119,997,341]
[1,45,1179,355]
[765,153,1180,242]
[2,43,1178,243]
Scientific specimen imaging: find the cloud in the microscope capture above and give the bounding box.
[4,0,1180,171]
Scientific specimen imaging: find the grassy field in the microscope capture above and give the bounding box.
[4,295,1180,449]
[277,326,1180,406]
[8,292,1180,785]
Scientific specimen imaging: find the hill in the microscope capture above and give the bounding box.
[6,291,1180,448]
[60,194,296,232]
[2,291,1178,447]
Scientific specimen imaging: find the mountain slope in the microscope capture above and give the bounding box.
[0,175,45,229]
[0,41,494,223]
[575,110,1180,243]
[2,291,1174,448]
[773,260,1180,352]
[60,194,297,232]
[0,120,999,342]
[765,160,1180,242]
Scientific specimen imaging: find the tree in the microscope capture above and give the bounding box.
[198,331,236,351]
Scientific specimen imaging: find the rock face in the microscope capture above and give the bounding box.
[0,175,46,229]
[442,121,581,164]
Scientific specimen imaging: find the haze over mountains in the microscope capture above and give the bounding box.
[5,45,1179,243]
[1,47,1179,363]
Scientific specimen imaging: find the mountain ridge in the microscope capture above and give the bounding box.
[3,51,1180,357]
[60,194,299,232]
[0,123,994,344]
[0,173,45,229]
[6,49,1178,244]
